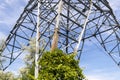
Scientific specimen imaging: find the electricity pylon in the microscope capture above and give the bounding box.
[1,0,120,71]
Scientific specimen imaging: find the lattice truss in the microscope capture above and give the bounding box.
[0,0,120,70]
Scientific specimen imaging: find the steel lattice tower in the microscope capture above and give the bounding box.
[1,0,120,70]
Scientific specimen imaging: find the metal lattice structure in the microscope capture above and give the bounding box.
[1,0,120,70]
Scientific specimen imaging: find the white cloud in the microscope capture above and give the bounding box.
[0,3,6,9]
[108,0,120,11]
[5,0,14,5]
[0,0,28,29]
[86,75,103,80]
[24,0,29,3]
[0,32,7,39]
[84,68,120,80]
[86,73,119,80]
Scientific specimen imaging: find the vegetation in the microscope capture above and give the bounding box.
[0,71,16,80]
[0,40,3,52]
[0,40,17,80]
[0,39,85,80]
[38,49,85,80]
[0,40,5,69]
[19,49,85,80]
[19,38,36,80]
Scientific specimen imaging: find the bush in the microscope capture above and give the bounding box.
[38,49,85,80]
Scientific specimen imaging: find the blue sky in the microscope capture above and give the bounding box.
[0,0,120,80]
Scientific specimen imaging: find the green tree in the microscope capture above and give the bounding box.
[19,67,34,80]
[0,39,4,52]
[0,39,6,69]
[0,40,17,80]
[19,38,36,80]
[0,70,17,80]
[19,39,85,80]
[38,49,85,80]
[19,38,46,80]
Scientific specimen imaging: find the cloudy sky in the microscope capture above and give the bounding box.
[0,0,120,80]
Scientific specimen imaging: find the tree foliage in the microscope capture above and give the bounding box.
[0,39,4,52]
[0,40,6,70]
[38,49,85,80]
[19,38,36,80]
[18,39,85,80]
[19,49,85,80]
[0,70,17,80]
